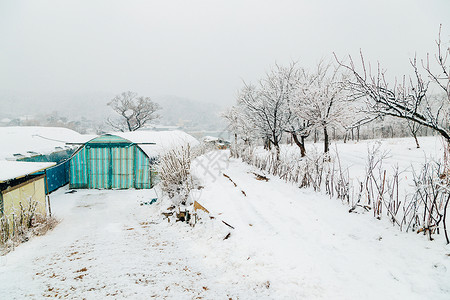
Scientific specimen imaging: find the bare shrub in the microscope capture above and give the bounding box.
[356,146,404,225]
[159,145,201,207]
[236,139,450,243]
[32,216,59,237]
[343,144,450,243]
[239,145,327,191]
[325,148,350,204]
[0,215,10,247]
[1,197,58,254]
[408,161,450,242]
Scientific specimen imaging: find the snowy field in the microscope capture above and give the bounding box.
[1,136,450,299]
[331,135,445,180]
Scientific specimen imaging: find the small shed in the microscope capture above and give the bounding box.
[69,134,154,189]
[0,161,55,227]
[69,130,198,189]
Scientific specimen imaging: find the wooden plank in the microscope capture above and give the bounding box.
[193,201,209,213]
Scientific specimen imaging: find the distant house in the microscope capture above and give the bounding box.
[142,124,182,131]
[0,118,12,126]
[0,161,55,229]
[69,130,198,189]
[0,126,93,193]
[203,136,230,149]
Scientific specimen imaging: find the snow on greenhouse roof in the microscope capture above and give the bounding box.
[0,161,56,183]
[113,130,199,158]
[0,126,94,161]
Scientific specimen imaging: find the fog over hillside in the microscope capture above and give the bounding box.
[156,96,226,130]
[0,90,226,132]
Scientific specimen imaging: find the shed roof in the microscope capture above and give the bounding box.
[0,161,56,183]
[86,134,133,145]
[113,130,199,158]
[0,126,94,161]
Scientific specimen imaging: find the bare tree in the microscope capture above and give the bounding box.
[407,117,422,148]
[291,62,350,153]
[334,26,450,144]
[107,91,161,132]
[286,118,311,157]
[222,105,258,157]
[423,25,450,103]
[237,63,301,159]
[226,61,350,157]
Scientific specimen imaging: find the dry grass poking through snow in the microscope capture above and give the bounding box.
[1,210,59,255]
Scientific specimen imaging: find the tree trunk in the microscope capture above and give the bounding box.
[126,118,133,131]
[234,133,238,157]
[276,144,280,161]
[292,132,306,157]
[324,126,329,153]
[272,141,280,161]
[443,194,450,244]
[413,133,420,148]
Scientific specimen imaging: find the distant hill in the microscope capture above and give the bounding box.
[155,95,226,131]
[0,91,226,132]
[0,90,112,121]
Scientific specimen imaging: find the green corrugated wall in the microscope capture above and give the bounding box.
[69,135,152,189]
[70,147,88,188]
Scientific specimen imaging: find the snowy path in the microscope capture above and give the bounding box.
[0,189,236,299]
[188,150,450,299]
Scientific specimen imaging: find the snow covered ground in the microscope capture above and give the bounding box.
[332,135,446,180]
[0,188,234,299]
[1,136,449,299]
[189,146,450,299]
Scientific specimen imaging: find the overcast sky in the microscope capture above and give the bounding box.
[0,0,449,105]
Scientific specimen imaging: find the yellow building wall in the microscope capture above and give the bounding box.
[2,177,47,222]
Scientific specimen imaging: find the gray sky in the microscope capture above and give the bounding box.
[0,0,449,105]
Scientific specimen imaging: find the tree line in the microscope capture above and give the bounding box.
[224,26,449,158]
